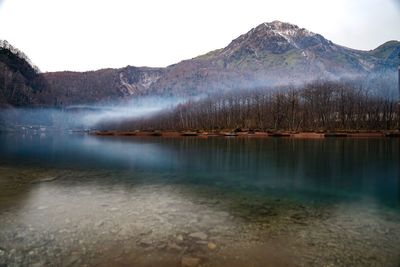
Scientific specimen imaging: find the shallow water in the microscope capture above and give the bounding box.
[0,133,399,267]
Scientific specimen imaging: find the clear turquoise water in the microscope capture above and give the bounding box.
[1,134,399,208]
[0,133,399,266]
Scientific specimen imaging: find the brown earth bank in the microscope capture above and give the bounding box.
[92,130,400,139]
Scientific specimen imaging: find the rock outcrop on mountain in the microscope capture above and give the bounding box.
[43,66,164,106]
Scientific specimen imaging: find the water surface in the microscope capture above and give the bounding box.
[0,133,399,266]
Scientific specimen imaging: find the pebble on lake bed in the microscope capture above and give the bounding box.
[167,243,183,251]
[208,242,217,250]
[31,176,58,183]
[189,232,208,240]
[181,256,200,267]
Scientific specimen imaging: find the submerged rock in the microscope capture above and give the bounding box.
[63,255,80,267]
[139,239,153,247]
[207,242,217,250]
[189,232,208,240]
[181,256,200,267]
[31,176,58,183]
[95,220,105,228]
[0,247,6,256]
[167,243,183,251]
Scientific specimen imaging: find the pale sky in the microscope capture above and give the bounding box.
[0,0,399,72]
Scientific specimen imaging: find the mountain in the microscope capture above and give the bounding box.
[1,21,399,107]
[43,66,164,106]
[146,21,399,95]
[369,40,400,67]
[0,40,48,107]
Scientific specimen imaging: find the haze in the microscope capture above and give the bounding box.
[0,0,399,72]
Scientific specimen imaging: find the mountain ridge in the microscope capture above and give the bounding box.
[141,21,399,96]
[1,21,399,106]
[0,40,48,107]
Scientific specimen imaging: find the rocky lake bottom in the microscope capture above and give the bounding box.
[0,135,399,267]
[0,166,400,267]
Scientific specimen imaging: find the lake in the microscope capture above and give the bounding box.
[0,133,399,267]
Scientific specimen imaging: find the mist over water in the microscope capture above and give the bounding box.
[69,96,192,127]
[0,96,198,130]
[0,72,397,131]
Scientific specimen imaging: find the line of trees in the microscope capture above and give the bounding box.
[109,80,399,131]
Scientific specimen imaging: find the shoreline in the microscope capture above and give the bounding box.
[92,130,400,139]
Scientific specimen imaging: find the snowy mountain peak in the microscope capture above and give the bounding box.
[261,21,315,38]
[263,20,296,30]
[220,21,327,57]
